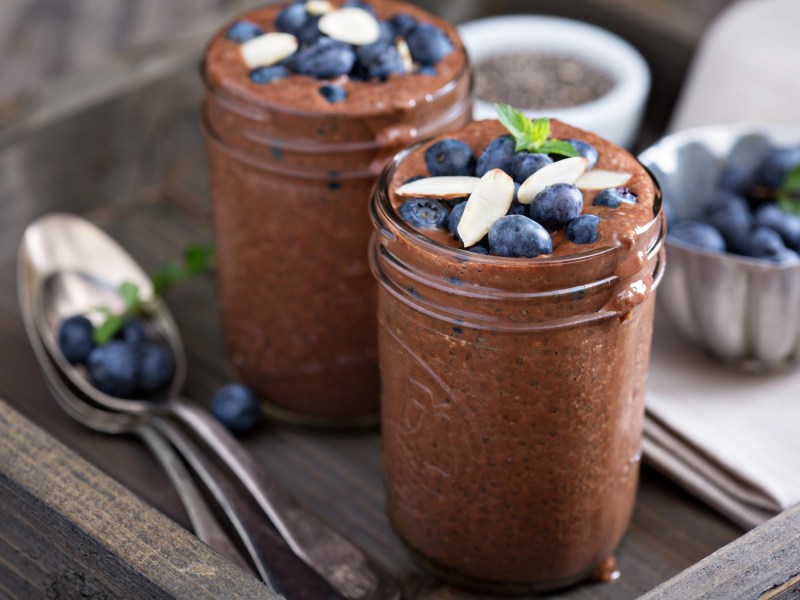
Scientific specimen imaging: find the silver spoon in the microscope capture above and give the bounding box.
[22,212,400,600]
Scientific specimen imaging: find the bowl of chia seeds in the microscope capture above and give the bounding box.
[459,15,650,148]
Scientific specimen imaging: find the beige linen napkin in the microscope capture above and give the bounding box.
[644,314,800,529]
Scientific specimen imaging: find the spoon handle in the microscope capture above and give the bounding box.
[169,400,401,600]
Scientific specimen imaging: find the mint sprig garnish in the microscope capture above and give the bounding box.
[495,103,578,158]
[92,243,215,345]
[777,164,800,215]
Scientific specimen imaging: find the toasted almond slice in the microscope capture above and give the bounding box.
[396,176,480,199]
[240,32,298,69]
[318,7,380,45]
[305,0,334,15]
[396,38,413,72]
[517,157,588,204]
[457,169,515,247]
[575,170,632,190]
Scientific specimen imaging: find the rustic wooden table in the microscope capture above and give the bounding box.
[1,27,799,600]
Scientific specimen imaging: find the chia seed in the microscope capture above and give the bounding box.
[474,52,615,109]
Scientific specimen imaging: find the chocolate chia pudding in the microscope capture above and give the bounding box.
[201,0,472,425]
[369,118,665,591]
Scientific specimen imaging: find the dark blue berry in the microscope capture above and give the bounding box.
[742,227,788,261]
[376,21,396,46]
[475,135,515,177]
[593,187,637,208]
[669,220,726,252]
[566,214,601,244]
[320,83,347,103]
[488,215,553,257]
[406,23,453,67]
[511,152,553,183]
[118,318,146,345]
[58,315,95,364]
[530,183,583,230]
[87,342,137,397]
[448,200,466,239]
[702,191,749,218]
[134,343,175,395]
[466,243,490,255]
[416,66,436,76]
[718,165,757,196]
[296,15,323,45]
[294,38,356,79]
[226,20,264,43]
[704,202,752,253]
[210,383,262,436]
[390,13,418,37]
[508,183,527,215]
[249,65,289,84]
[757,147,800,188]
[275,3,308,36]
[399,198,450,229]
[355,43,404,80]
[565,139,598,169]
[754,204,800,251]
[344,0,376,14]
[424,139,475,177]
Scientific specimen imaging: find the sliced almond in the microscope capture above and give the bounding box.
[517,157,588,204]
[575,170,632,190]
[305,0,334,15]
[457,169,515,247]
[240,32,298,69]
[396,176,480,199]
[396,38,413,72]
[318,7,380,46]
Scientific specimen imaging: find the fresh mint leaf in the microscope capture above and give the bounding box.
[185,243,215,276]
[539,139,579,158]
[119,282,140,310]
[93,314,125,345]
[494,104,577,157]
[495,103,531,151]
[151,262,183,296]
[778,165,800,215]
[531,118,550,146]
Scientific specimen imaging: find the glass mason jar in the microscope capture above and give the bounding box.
[200,4,472,426]
[369,147,666,592]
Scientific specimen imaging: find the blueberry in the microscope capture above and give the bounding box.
[593,187,637,208]
[566,139,599,169]
[118,318,146,345]
[669,220,726,251]
[226,20,264,43]
[508,183,527,215]
[320,83,347,103]
[294,38,356,79]
[566,214,601,244]
[530,183,583,230]
[743,227,788,261]
[466,243,490,255]
[355,43,404,80]
[249,65,289,84]
[296,15,323,45]
[210,383,262,436]
[719,165,757,196]
[58,315,95,364]
[448,200,466,239]
[275,3,308,36]
[376,21,396,46]
[134,343,175,395]
[511,152,553,183]
[87,342,137,397]
[702,191,749,218]
[424,139,475,177]
[344,0,376,14]
[757,147,800,188]
[390,13,418,37]
[475,135,515,177]
[406,23,453,67]
[416,66,436,76]
[754,204,800,251]
[488,215,553,257]
[704,202,753,253]
[399,198,450,229]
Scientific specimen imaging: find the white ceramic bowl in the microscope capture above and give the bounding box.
[458,15,651,149]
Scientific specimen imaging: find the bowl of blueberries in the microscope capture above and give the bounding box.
[639,123,800,371]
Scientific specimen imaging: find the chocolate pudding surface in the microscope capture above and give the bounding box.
[371,120,664,586]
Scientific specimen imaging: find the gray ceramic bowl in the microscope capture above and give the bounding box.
[639,123,800,372]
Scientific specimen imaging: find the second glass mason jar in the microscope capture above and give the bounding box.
[200,1,472,425]
[369,135,665,592]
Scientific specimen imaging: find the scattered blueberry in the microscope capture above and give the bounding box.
[249,65,289,84]
[566,139,599,169]
[294,38,356,79]
[134,343,175,395]
[210,383,262,436]
[376,21,396,46]
[390,13,418,37]
[466,243,490,255]
[593,187,637,208]
[702,191,749,218]
[87,341,138,397]
[275,3,308,36]
[226,20,264,43]
[566,214,601,244]
[118,318,147,345]
[530,183,583,230]
[416,66,436,76]
[399,198,450,229]
[475,135,515,177]
[320,83,347,103]
[508,183,527,215]
[58,315,95,364]
[488,215,553,258]
[424,139,475,177]
[511,152,553,183]
[355,43,405,80]
[406,23,453,67]
[742,227,788,261]
[296,15,323,45]
[718,165,757,196]
[704,201,752,253]
[754,204,800,251]
[447,200,466,239]
[757,147,800,188]
[669,220,726,251]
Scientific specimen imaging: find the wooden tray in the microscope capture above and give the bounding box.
[1,34,798,600]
